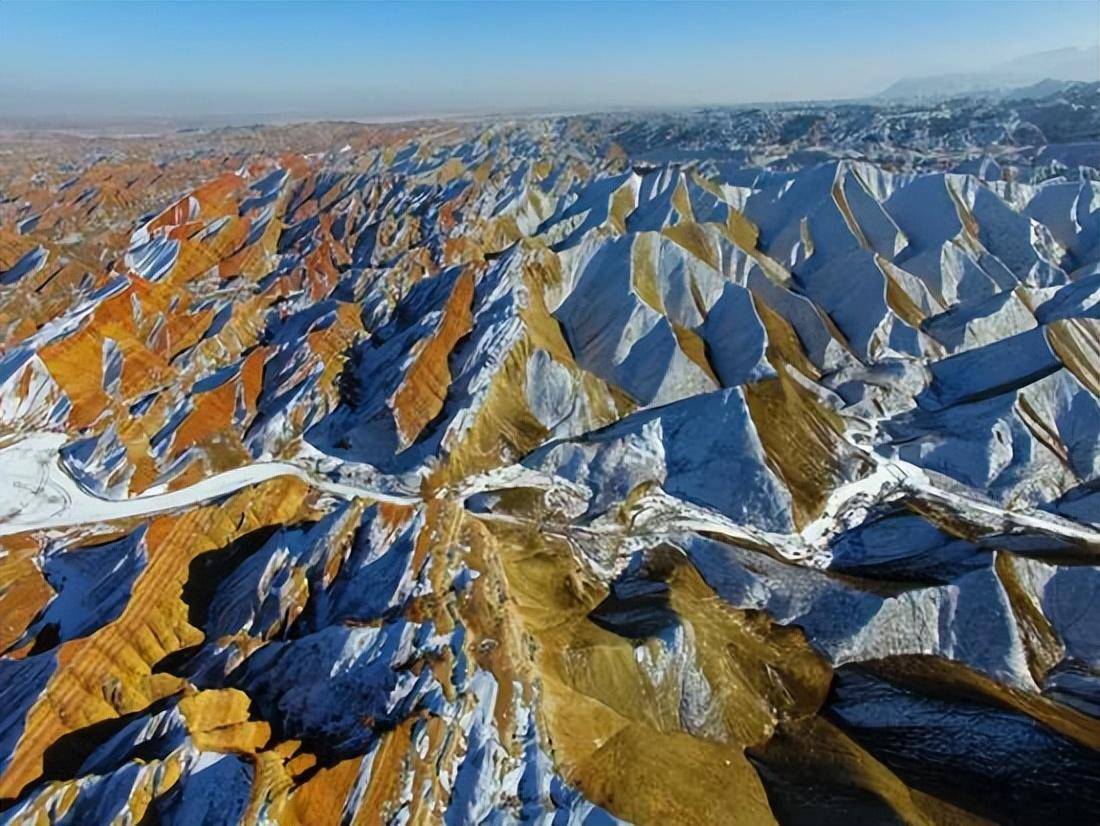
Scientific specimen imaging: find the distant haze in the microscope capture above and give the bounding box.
[0,0,1097,126]
[881,44,1100,99]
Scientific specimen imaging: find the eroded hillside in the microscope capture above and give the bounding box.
[2,86,1100,824]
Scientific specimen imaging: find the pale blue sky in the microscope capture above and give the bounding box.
[0,1,1096,120]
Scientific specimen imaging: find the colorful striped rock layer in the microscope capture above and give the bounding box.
[1,85,1100,824]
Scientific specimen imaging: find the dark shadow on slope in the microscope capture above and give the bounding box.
[588,547,680,641]
[825,660,1100,825]
[180,525,281,632]
[36,696,175,787]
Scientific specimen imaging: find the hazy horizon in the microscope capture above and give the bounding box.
[1,0,1097,125]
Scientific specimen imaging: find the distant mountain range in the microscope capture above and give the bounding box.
[880,44,1099,100]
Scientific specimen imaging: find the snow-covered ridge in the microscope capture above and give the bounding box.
[2,89,1100,823]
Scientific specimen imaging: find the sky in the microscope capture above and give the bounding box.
[0,0,1097,123]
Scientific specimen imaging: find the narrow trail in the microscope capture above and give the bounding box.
[0,432,419,538]
[4,429,1098,563]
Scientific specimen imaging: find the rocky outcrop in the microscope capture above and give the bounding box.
[1,88,1100,823]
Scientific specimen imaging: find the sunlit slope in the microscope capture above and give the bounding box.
[1,88,1100,824]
